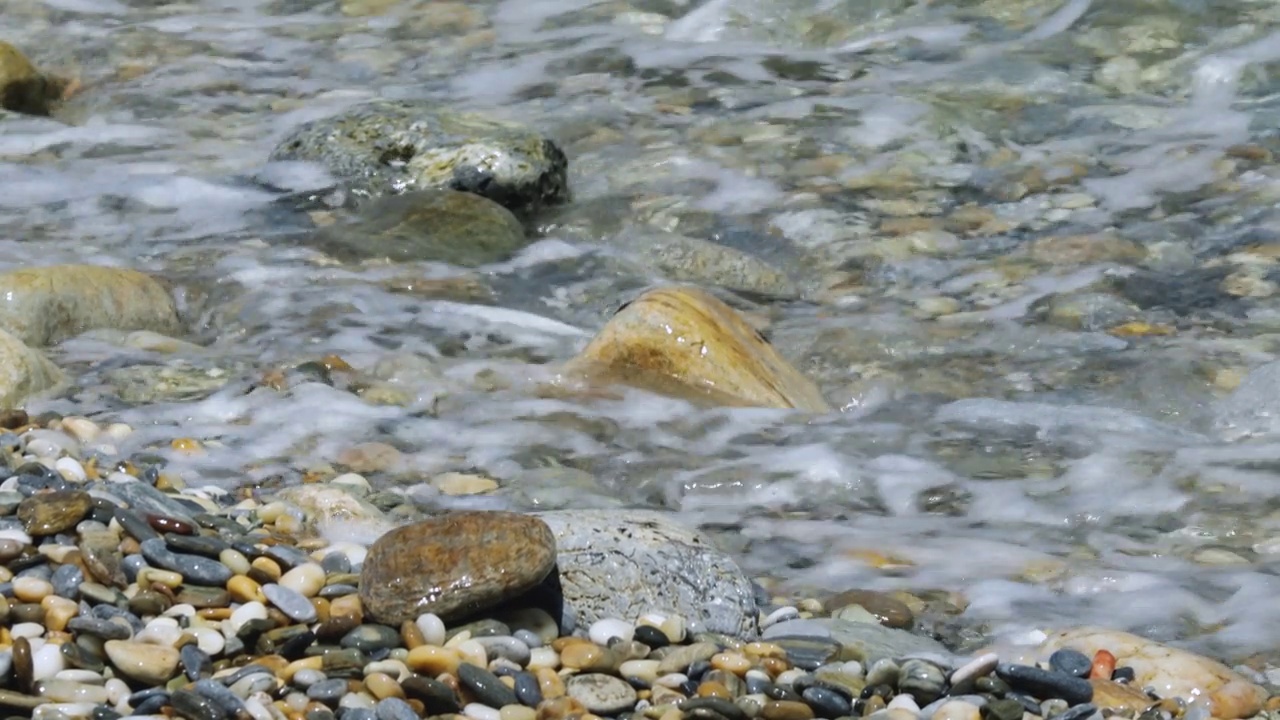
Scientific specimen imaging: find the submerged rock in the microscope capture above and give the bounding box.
[0,328,64,407]
[268,100,569,213]
[0,265,181,347]
[535,509,759,637]
[305,189,528,266]
[615,229,800,299]
[0,41,68,116]
[561,285,829,411]
[1032,627,1266,719]
[1213,360,1280,440]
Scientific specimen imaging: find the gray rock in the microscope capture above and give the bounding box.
[1215,360,1280,440]
[534,509,758,637]
[566,673,638,715]
[268,100,569,213]
[263,584,318,623]
[763,618,952,665]
[139,538,233,587]
[304,189,528,266]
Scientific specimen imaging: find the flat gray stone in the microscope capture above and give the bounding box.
[764,618,953,665]
[534,510,758,637]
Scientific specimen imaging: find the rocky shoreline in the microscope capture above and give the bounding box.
[0,416,1271,720]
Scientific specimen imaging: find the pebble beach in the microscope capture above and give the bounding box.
[5,1,1280,720]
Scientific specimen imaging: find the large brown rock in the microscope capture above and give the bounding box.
[360,511,557,624]
[0,328,64,406]
[0,265,181,346]
[561,286,829,411]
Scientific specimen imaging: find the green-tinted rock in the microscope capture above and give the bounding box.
[0,41,65,116]
[617,229,799,299]
[268,100,569,213]
[0,328,65,407]
[0,265,181,347]
[306,190,528,266]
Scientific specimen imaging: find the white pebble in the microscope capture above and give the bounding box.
[528,646,559,670]
[229,602,269,633]
[11,622,46,639]
[221,549,251,575]
[13,576,52,601]
[456,639,487,667]
[32,641,67,681]
[364,659,410,681]
[105,678,130,705]
[34,703,96,720]
[162,604,196,619]
[950,652,999,686]
[136,618,182,647]
[326,541,367,567]
[619,659,660,684]
[889,695,921,712]
[463,703,502,720]
[104,423,133,441]
[279,563,325,597]
[54,670,103,684]
[338,692,376,710]
[654,673,688,688]
[774,669,807,686]
[59,417,101,443]
[761,606,800,628]
[244,695,275,720]
[191,627,225,656]
[415,613,446,646]
[588,618,634,646]
[54,457,87,482]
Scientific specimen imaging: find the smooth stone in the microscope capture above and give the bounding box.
[112,484,196,527]
[66,617,131,641]
[50,564,82,600]
[685,696,747,720]
[268,99,570,213]
[560,286,828,411]
[766,619,951,665]
[769,637,842,671]
[263,584,318,623]
[512,671,542,707]
[898,659,947,704]
[400,674,461,714]
[103,640,180,685]
[340,624,401,653]
[949,653,998,688]
[192,678,247,717]
[0,265,181,347]
[566,673,638,715]
[657,642,720,675]
[474,635,531,665]
[17,490,91,536]
[165,533,229,558]
[996,664,1092,706]
[0,328,64,408]
[760,700,814,720]
[376,697,418,720]
[171,687,229,720]
[305,189,529,266]
[181,643,212,681]
[983,698,1025,720]
[457,662,518,708]
[801,687,852,718]
[823,590,913,629]
[536,510,758,637]
[1049,649,1093,679]
[308,678,349,704]
[360,511,556,624]
[112,508,160,543]
[139,538,233,586]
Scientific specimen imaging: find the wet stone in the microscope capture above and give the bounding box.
[264,583,318,622]
[321,552,351,575]
[996,663,1093,706]
[165,533,229,557]
[177,586,232,608]
[983,698,1026,720]
[401,674,461,714]
[375,697,418,720]
[567,673,639,715]
[114,508,161,543]
[634,624,670,649]
[309,677,349,704]
[12,636,32,692]
[67,616,132,640]
[266,544,312,569]
[112,482,197,526]
[475,635,531,665]
[193,678,246,717]
[62,639,105,672]
[769,637,841,670]
[51,563,83,599]
[513,671,542,707]
[1049,649,1093,679]
[17,490,91,535]
[172,687,229,720]
[360,511,556,624]
[801,686,851,718]
[458,662,519,708]
[898,659,947,704]
[140,538,233,586]
[181,643,212,680]
[1055,703,1099,720]
[341,623,401,652]
[684,697,746,720]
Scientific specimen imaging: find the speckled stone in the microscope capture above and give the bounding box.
[0,265,181,347]
[18,489,91,536]
[535,509,758,637]
[566,673,638,715]
[268,100,570,213]
[360,511,556,624]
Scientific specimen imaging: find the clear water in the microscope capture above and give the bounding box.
[8,0,1280,662]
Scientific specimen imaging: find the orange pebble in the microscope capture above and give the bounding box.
[1089,649,1117,680]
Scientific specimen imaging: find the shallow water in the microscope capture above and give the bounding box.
[8,0,1280,663]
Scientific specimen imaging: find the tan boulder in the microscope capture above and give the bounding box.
[560,286,828,411]
[0,265,182,346]
[0,328,65,407]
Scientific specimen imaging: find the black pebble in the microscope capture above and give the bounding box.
[91,706,123,720]
[683,697,746,720]
[401,675,462,715]
[996,663,1093,706]
[802,686,853,718]
[687,659,712,680]
[983,698,1027,720]
[1055,704,1099,720]
[457,662,518,708]
[171,687,229,720]
[1112,667,1135,684]
[1049,649,1093,678]
[633,624,669,649]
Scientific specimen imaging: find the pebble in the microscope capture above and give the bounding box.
[457,661,518,708]
[18,490,91,536]
[996,663,1093,706]
[360,512,556,624]
[1049,649,1094,679]
[263,583,318,623]
[103,640,180,685]
[566,673,638,715]
[139,538,233,586]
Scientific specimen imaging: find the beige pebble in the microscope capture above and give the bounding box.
[330,594,363,620]
[619,659,660,684]
[13,577,53,603]
[41,595,78,632]
[228,575,266,603]
[457,639,487,667]
[364,672,404,699]
[432,472,499,496]
[710,652,751,675]
[137,568,183,588]
[561,642,618,672]
[279,563,326,597]
[527,646,559,670]
[250,557,282,582]
[499,705,537,720]
[405,645,461,676]
[536,667,566,699]
[280,657,323,683]
[931,700,981,720]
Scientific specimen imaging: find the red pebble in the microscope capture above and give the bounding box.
[1089,649,1117,680]
[146,513,195,535]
